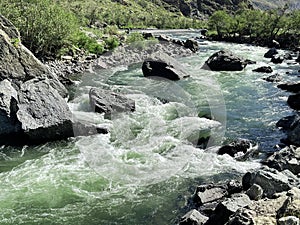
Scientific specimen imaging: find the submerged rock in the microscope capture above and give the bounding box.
[89,88,135,118]
[253,66,273,73]
[202,50,246,71]
[263,73,283,82]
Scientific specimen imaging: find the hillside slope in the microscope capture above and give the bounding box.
[251,0,300,10]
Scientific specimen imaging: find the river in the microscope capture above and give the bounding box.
[0,35,298,225]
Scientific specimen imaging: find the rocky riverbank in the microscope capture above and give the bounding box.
[176,42,300,225]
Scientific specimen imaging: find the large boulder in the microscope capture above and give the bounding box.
[89,88,135,118]
[242,167,299,198]
[203,50,246,71]
[142,58,190,80]
[179,209,208,225]
[16,79,73,143]
[277,114,300,146]
[287,94,300,110]
[193,184,228,206]
[205,194,251,225]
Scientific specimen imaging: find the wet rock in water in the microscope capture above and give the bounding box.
[263,146,300,175]
[278,82,300,93]
[271,55,284,64]
[17,78,73,143]
[278,114,300,146]
[217,139,252,157]
[202,50,246,71]
[89,88,135,118]
[287,94,300,110]
[284,53,293,60]
[263,73,283,82]
[184,39,199,52]
[296,54,300,63]
[276,115,297,130]
[244,59,256,65]
[253,66,273,73]
[72,122,109,137]
[173,39,185,46]
[158,34,171,42]
[242,167,299,198]
[142,58,190,81]
[278,216,300,225]
[193,184,228,206]
[264,48,278,58]
[179,209,208,225]
[246,184,263,201]
[205,193,251,225]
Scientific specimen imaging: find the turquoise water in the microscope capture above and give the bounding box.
[0,38,297,225]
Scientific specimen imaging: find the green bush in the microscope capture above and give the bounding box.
[73,32,104,55]
[105,36,119,50]
[126,32,144,44]
[0,0,79,57]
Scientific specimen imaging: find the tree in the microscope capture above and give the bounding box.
[208,10,235,38]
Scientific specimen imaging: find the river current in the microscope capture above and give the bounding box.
[0,34,298,225]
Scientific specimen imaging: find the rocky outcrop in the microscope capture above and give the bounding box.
[0,15,108,145]
[89,88,135,118]
[142,57,190,80]
[253,66,273,73]
[203,50,246,71]
[0,15,68,98]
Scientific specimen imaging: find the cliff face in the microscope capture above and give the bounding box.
[160,0,252,17]
[159,0,299,18]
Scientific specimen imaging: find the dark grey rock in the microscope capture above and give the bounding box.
[263,74,282,82]
[242,167,299,198]
[246,184,263,201]
[142,58,190,81]
[287,94,300,110]
[206,194,251,225]
[218,139,251,157]
[179,209,208,225]
[158,34,171,42]
[276,115,297,130]
[252,66,273,73]
[271,55,284,64]
[227,180,243,195]
[226,208,255,225]
[193,184,228,206]
[184,39,199,52]
[264,48,278,58]
[278,82,300,93]
[284,53,293,60]
[263,146,300,175]
[89,88,135,118]
[0,80,21,136]
[17,79,73,143]
[203,50,246,71]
